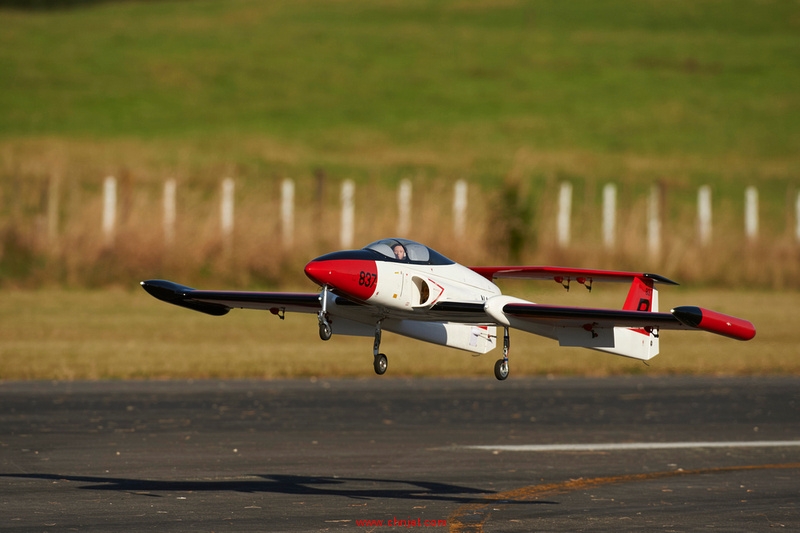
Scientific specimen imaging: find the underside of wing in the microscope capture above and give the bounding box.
[503,303,755,341]
[503,301,755,355]
[498,302,675,360]
[141,279,321,316]
[502,303,687,331]
[424,299,686,331]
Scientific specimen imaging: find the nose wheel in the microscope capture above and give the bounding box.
[319,321,332,341]
[494,327,510,381]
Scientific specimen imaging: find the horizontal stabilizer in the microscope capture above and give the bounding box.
[671,306,756,341]
[470,266,678,286]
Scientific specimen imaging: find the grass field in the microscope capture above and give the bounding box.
[1,0,798,183]
[1,0,797,192]
[0,287,792,380]
[2,0,798,159]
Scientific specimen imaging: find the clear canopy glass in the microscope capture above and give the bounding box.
[363,238,454,265]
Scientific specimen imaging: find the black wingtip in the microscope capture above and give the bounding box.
[140,279,230,316]
[141,279,194,300]
[671,305,703,328]
[644,273,680,286]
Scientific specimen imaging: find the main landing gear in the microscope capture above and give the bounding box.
[373,321,388,375]
[493,327,510,381]
[316,287,387,375]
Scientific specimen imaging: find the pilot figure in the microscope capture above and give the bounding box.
[392,244,406,260]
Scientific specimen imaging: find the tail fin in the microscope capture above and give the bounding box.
[598,276,660,360]
[623,276,657,312]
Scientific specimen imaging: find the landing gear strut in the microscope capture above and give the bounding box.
[494,327,510,381]
[318,287,332,341]
[373,321,388,375]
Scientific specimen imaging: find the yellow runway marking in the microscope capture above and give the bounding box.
[448,463,800,532]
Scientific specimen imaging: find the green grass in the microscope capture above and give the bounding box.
[0,287,793,380]
[1,0,798,160]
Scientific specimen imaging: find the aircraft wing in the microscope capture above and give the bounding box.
[141,279,320,316]
[470,266,679,286]
[429,300,755,341]
[502,303,684,329]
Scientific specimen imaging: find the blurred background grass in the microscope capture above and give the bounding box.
[0,0,796,377]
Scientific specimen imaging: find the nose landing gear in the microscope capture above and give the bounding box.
[316,287,387,375]
[318,287,332,341]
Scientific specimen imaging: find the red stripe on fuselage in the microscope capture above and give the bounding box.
[304,258,378,302]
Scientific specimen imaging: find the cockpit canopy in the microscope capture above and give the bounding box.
[363,238,454,265]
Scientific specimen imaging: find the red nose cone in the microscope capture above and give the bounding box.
[304,258,378,302]
[303,260,327,287]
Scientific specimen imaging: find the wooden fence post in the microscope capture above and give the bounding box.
[340,180,355,248]
[397,179,412,236]
[698,185,712,246]
[102,176,116,247]
[453,180,467,238]
[281,179,294,248]
[745,186,758,241]
[163,179,176,246]
[602,183,616,249]
[557,182,572,248]
[221,178,235,254]
[796,191,800,243]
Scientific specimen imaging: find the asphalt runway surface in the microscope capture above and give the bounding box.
[1,376,799,532]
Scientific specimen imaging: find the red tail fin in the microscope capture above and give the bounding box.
[594,275,660,360]
[623,276,656,312]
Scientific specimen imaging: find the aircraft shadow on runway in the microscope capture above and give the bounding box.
[1,473,557,505]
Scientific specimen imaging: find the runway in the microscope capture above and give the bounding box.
[1,376,798,531]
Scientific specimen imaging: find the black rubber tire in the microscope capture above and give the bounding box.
[374,353,388,375]
[494,359,509,381]
[319,322,332,341]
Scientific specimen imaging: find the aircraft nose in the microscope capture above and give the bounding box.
[303,259,329,286]
[304,254,378,302]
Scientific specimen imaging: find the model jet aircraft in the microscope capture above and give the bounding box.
[141,238,755,380]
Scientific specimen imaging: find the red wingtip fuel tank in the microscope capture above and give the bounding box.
[671,306,756,341]
[304,251,378,302]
